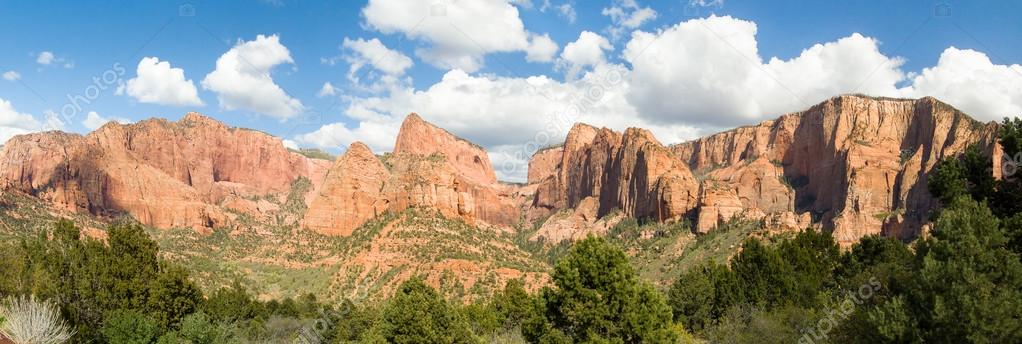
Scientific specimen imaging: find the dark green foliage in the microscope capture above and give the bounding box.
[202,281,264,323]
[670,229,846,336]
[667,265,714,332]
[929,150,971,204]
[776,229,841,307]
[173,311,237,344]
[368,277,477,343]
[731,238,795,308]
[101,310,161,344]
[702,305,820,344]
[489,279,537,331]
[1000,117,1022,157]
[841,197,1022,343]
[146,266,204,330]
[330,299,377,342]
[525,236,677,343]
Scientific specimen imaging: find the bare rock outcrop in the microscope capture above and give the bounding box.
[0,113,328,230]
[393,113,497,185]
[673,95,1001,245]
[527,145,562,184]
[529,123,700,230]
[303,114,521,236]
[304,142,391,236]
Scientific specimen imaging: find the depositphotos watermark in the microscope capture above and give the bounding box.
[40,62,127,132]
[799,277,882,344]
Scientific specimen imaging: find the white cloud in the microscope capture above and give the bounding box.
[2,71,19,81]
[624,15,905,127]
[294,119,400,153]
[602,0,658,40]
[293,65,701,182]
[36,51,55,65]
[525,33,559,63]
[317,82,338,97]
[119,57,204,107]
[201,34,304,120]
[82,111,131,131]
[361,0,536,72]
[899,47,1022,122]
[557,4,577,23]
[559,31,613,79]
[35,51,72,68]
[0,99,67,144]
[336,37,414,91]
[282,139,299,150]
[296,15,1020,181]
[342,37,414,76]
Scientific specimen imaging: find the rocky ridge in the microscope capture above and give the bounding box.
[0,95,1002,249]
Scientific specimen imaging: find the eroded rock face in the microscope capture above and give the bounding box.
[531,196,626,244]
[529,123,700,229]
[673,95,1001,245]
[0,113,328,230]
[527,146,562,184]
[393,113,497,185]
[303,114,521,236]
[304,142,391,236]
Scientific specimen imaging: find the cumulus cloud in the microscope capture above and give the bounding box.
[2,71,19,81]
[899,47,1022,122]
[294,15,1020,181]
[201,34,304,120]
[293,65,702,181]
[335,37,414,91]
[559,31,613,79]
[0,99,66,144]
[525,33,559,63]
[294,119,400,153]
[82,111,131,130]
[36,51,55,65]
[119,57,204,107]
[624,15,904,127]
[602,0,658,40]
[35,51,72,68]
[343,37,414,76]
[361,0,545,72]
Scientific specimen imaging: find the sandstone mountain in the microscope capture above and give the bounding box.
[0,113,331,231]
[303,114,520,236]
[0,94,1005,300]
[670,95,1000,245]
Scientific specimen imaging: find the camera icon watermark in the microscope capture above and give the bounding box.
[430,2,447,17]
[933,2,952,17]
[1002,152,1022,181]
[179,3,196,17]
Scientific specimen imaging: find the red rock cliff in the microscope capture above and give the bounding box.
[672,95,1001,245]
[303,114,520,236]
[530,123,700,224]
[0,113,329,230]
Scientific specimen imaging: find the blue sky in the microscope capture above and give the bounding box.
[1,0,1021,181]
